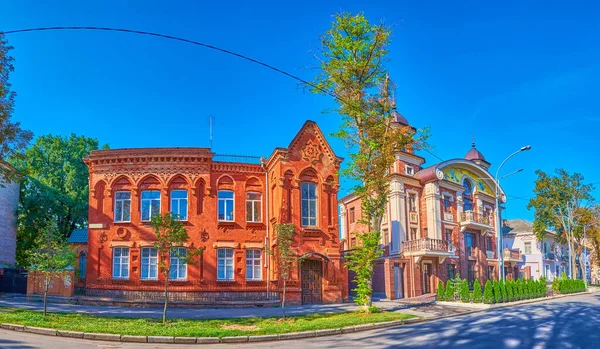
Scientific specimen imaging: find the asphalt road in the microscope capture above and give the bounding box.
[1,293,599,349]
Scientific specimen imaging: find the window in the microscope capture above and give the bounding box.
[217,248,234,280]
[405,165,414,176]
[245,192,262,222]
[112,247,129,279]
[467,261,475,289]
[408,193,417,212]
[350,237,357,247]
[465,233,474,256]
[382,206,387,223]
[555,265,560,277]
[483,206,492,217]
[524,242,532,255]
[170,190,188,220]
[446,264,455,280]
[114,191,131,222]
[170,247,187,280]
[543,242,549,254]
[463,179,473,211]
[140,247,158,280]
[488,266,495,281]
[383,228,389,246]
[443,196,452,213]
[79,252,86,279]
[141,190,161,222]
[246,249,262,280]
[445,228,453,242]
[410,228,417,240]
[218,191,234,221]
[349,207,355,223]
[301,182,317,226]
[487,237,493,251]
[545,264,550,279]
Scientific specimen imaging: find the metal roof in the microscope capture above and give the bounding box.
[67,228,88,243]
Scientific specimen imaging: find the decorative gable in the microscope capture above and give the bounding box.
[286,121,341,168]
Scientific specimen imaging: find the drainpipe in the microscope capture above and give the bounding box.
[262,158,270,299]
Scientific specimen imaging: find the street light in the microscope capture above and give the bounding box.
[496,146,531,281]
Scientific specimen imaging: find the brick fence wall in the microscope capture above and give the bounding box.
[0,180,19,267]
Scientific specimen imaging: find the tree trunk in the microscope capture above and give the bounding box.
[281,278,287,319]
[43,277,48,318]
[163,278,169,324]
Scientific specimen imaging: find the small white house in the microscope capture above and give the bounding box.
[503,219,569,281]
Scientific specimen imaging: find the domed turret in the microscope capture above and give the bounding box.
[391,107,409,126]
[465,141,491,169]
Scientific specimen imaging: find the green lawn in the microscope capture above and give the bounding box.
[0,308,416,338]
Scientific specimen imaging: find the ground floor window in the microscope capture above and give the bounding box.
[487,265,495,281]
[245,249,262,280]
[446,264,455,280]
[467,261,475,289]
[141,247,158,280]
[217,248,234,281]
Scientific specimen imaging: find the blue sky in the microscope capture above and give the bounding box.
[3,1,599,220]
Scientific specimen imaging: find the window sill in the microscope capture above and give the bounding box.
[246,279,263,282]
[216,279,236,282]
[113,221,131,224]
[246,221,264,225]
[112,278,129,281]
[140,278,159,281]
[169,278,188,282]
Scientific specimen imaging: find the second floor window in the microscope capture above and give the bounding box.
[218,191,234,222]
[170,190,188,220]
[410,228,417,240]
[445,228,453,242]
[301,182,317,226]
[487,237,493,251]
[465,233,474,255]
[524,242,532,255]
[443,197,452,213]
[245,192,262,222]
[114,191,131,222]
[112,247,129,279]
[409,194,417,212]
[140,247,158,280]
[170,247,187,280]
[217,248,234,280]
[141,190,161,222]
[349,207,355,223]
[246,249,262,280]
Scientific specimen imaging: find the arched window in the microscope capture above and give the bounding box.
[463,179,474,211]
[79,251,87,279]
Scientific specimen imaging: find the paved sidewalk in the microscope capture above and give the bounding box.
[0,296,450,319]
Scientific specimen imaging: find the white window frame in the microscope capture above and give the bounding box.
[245,192,262,222]
[405,165,414,176]
[141,190,161,222]
[169,247,187,280]
[218,190,235,222]
[114,191,131,222]
[170,190,188,221]
[112,247,130,279]
[217,248,234,281]
[140,247,158,280]
[301,182,317,227]
[245,249,262,280]
[524,241,532,255]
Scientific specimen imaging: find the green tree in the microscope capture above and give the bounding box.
[12,134,107,266]
[493,280,502,303]
[150,213,202,324]
[274,223,296,318]
[445,279,455,301]
[0,33,33,183]
[460,279,470,303]
[472,280,482,303]
[500,281,508,302]
[437,281,445,301]
[527,169,595,279]
[506,280,514,302]
[28,226,75,318]
[311,12,427,311]
[483,280,494,304]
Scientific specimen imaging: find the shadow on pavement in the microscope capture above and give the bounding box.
[0,338,36,349]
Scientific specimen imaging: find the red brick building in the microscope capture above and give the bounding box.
[340,111,513,299]
[81,121,346,304]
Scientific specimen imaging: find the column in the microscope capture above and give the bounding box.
[424,183,442,239]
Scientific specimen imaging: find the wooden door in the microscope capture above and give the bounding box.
[301,259,322,304]
[423,263,432,294]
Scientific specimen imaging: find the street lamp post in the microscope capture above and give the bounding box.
[495,145,531,281]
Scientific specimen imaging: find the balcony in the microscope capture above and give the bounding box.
[560,255,568,263]
[544,252,556,261]
[486,250,497,259]
[459,211,494,231]
[443,212,454,222]
[503,248,522,264]
[402,238,456,263]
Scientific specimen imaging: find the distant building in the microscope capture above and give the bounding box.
[80,121,346,304]
[0,161,19,267]
[67,228,88,292]
[340,110,517,300]
[503,219,570,281]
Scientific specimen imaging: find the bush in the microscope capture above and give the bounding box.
[552,277,560,294]
[506,280,514,302]
[500,281,507,302]
[493,280,502,303]
[437,281,446,301]
[367,305,382,313]
[472,280,482,303]
[517,279,524,300]
[558,278,586,294]
[483,280,494,304]
[445,280,455,301]
[460,279,470,303]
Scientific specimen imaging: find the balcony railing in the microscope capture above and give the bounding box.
[459,211,494,227]
[443,212,454,222]
[544,252,555,260]
[504,248,521,261]
[402,238,450,253]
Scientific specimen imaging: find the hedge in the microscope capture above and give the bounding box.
[557,278,586,294]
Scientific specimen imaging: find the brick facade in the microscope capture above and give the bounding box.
[0,162,19,267]
[81,121,346,304]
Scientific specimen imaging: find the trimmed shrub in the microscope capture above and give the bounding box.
[493,280,502,303]
[437,281,446,301]
[506,280,514,302]
[472,280,483,303]
[483,280,494,304]
[460,279,470,303]
[445,280,455,301]
[517,279,524,300]
[552,277,560,295]
[558,278,586,294]
[500,281,508,302]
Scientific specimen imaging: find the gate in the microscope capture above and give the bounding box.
[301,259,322,304]
[0,269,27,294]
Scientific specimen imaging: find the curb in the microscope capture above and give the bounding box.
[0,291,591,344]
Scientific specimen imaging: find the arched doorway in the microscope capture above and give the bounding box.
[300,252,330,304]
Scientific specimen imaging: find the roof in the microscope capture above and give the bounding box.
[391,108,409,126]
[502,219,557,236]
[67,228,88,243]
[465,142,487,162]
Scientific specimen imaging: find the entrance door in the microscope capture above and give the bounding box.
[394,264,404,299]
[423,263,432,294]
[301,259,322,304]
